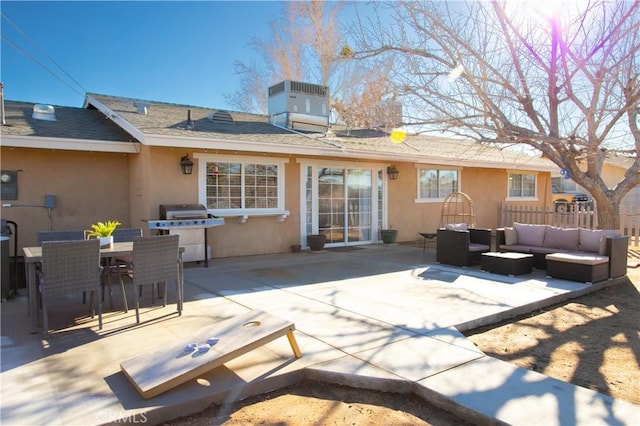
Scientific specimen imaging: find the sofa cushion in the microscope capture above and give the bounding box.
[513,223,547,247]
[546,252,609,266]
[504,227,517,245]
[543,226,580,250]
[499,244,534,253]
[446,223,468,231]
[579,229,619,254]
[530,246,570,255]
[468,243,490,252]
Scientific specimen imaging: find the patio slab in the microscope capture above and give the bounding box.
[1,244,638,425]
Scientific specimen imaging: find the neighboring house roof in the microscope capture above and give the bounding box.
[86,93,556,171]
[0,100,138,153]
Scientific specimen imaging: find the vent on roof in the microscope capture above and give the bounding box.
[32,104,56,121]
[267,80,329,133]
[133,101,149,115]
[208,111,234,124]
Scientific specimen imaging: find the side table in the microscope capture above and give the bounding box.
[419,233,437,253]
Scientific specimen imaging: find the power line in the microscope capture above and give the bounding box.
[1,13,86,97]
[1,35,84,98]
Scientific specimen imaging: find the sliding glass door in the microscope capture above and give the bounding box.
[304,163,384,246]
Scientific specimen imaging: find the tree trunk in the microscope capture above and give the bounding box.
[594,194,620,230]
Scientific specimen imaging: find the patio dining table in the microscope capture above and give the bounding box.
[23,241,184,333]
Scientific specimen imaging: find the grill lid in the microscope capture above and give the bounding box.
[159,204,208,220]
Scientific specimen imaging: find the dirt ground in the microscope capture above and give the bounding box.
[169,266,639,426]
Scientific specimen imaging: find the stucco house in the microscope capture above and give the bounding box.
[1,83,558,260]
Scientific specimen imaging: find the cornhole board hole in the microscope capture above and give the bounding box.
[120,309,302,399]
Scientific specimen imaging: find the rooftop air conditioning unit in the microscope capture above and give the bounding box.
[268,80,329,133]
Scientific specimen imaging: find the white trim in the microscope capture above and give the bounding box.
[0,134,140,153]
[194,153,289,222]
[507,171,538,200]
[296,157,384,169]
[298,160,386,247]
[85,95,145,142]
[505,197,539,202]
[216,210,291,224]
[415,166,462,202]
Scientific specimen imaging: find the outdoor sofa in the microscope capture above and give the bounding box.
[496,223,628,283]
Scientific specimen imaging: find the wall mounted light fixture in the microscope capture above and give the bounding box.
[387,165,399,180]
[180,154,194,175]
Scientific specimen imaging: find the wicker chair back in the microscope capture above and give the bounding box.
[39,238,102,335]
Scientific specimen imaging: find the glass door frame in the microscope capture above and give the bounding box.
[299,159,389,248]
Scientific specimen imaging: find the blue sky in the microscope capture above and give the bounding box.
[1,1,289,109]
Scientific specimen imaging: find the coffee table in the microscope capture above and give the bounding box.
[481,252,533,276]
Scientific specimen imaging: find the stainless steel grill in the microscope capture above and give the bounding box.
[144,204,224,267]
[146,204,225,229]
[161,204,207,220]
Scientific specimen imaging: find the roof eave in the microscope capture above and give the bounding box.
[1,134,140,153]
[142,133,554,171]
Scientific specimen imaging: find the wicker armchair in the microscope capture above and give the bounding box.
[39,239,102,336]
[118,234,182,323]
[436,227,492,267]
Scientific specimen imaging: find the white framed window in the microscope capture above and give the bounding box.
[551,176,578,193]
[195,153,288,216]
[416,167,460,202]
[507,172,537,200]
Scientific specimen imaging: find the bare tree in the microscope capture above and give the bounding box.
[226,1,343,114]
[352,0,639,229]
[226,1,397,128]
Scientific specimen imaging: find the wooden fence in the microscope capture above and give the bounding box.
[499,203,639,247]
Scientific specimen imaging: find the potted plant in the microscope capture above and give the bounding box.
[380,227,398,244]
[307,233,327,251]
[85,220,121,248]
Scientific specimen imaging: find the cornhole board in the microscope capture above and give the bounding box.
[120,309,302,399]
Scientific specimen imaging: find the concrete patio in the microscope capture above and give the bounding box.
[1,243,638,425]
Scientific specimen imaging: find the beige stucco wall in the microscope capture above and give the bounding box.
[1,147,131,250]
[386,164,551,237]
[1,145,552,259]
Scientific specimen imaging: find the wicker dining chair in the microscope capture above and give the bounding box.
[106,227,143,304]
[37,230,85,244]
[39,239,103,337]
[37,230,89,302]
[118,234,182,323]
[112,227,143,243]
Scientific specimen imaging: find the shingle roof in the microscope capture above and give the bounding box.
[87,93,555,171]
[1,100,135,142]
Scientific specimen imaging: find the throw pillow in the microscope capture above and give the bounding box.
[446,223,468,231]
[578,229,620,253]
[578,229,603,253]
[543,226,580,250]
[598,229,621,255]
[513,222,547,246]
[504,227,517,245]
